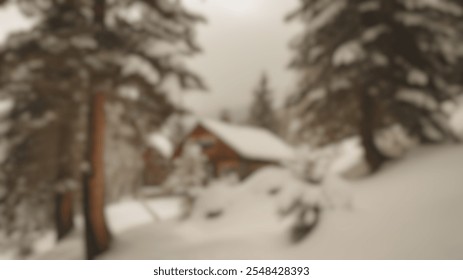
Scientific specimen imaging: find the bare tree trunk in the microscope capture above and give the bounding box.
[83,92,111,260]
[359,89,388,173]
[55,191,74,240]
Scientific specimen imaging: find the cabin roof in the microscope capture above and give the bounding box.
[199,119,294,162]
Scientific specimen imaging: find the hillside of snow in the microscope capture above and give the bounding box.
[290,145,463,259]
[36,143,463,260]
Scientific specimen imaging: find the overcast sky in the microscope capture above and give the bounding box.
[0,0,300,117]
[182,0,300,117]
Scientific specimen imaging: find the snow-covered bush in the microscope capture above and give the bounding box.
[0,181,51,258]
[105,103,144,202]
[186,166,329,244]
[163,141,209,217]
[375,125,416,158]
[164,141,208,192]
[285,145,340,184]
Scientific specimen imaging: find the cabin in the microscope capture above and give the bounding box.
[174,119,294,179]
[143,133,173,186]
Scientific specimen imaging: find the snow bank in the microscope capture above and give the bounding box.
[34,196,183,259]
[287,145,463,259]
[106,200,155,233]
[39,145,463,259]
[100,145,463,259]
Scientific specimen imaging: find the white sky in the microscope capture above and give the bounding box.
[0,1,300,117]
[182,0,300,117]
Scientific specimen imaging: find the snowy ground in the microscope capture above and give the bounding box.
[34,196,183,260]
[37,143,463,260]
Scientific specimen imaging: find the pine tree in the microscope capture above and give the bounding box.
[164,141,208,218]
[0,0,204,258]
[248,73,278,133]
[286,0,463,172]
[164,141,208,192]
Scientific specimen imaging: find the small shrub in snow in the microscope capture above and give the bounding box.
[268,186,281,196]
[205,209,223,219]
[290,204,322,243]
[286,145,339,184]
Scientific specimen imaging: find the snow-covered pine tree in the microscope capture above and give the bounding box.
[248,73,278,133]
[163,115,184,146]
[0,0,204,258]
[164,141,208,218]
[0,43,86,254]
[286,0,463,172]
[164,141,208,193]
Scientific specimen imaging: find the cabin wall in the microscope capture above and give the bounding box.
[175,125,275,180]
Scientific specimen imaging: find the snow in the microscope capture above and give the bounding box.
[108,197,183,228]
[296,88,327,113]
[290,145,463,259]
[121,55,161,86]
[305,1,347,34]
[143,197,184,220]
[164,141,208,191]
[190,167,325,226]
[450,98,463,137]
[332,40,365,66]
[407,69,429,86]
[33,196,184,260]
[33,142,463,260]
[397,89,438,110]
[147,132,174,158]
[106,200,155,233]
[97,144,463,260]
[371,52,389,66]
[0,4,36,44]
[403,0,463,16]
[70,36,97,50]
[358,1,380,12]
[362,25,388,43]
[200,119,295,162]
[0,99,14,115]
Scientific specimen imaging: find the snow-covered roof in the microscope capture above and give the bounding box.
[199,119,295,162]
[147,133,173,158]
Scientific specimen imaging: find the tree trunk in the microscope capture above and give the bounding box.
[83,92,111,260]
[55,191,74,240]
[54,104,78,241]
[359,89,388,173]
